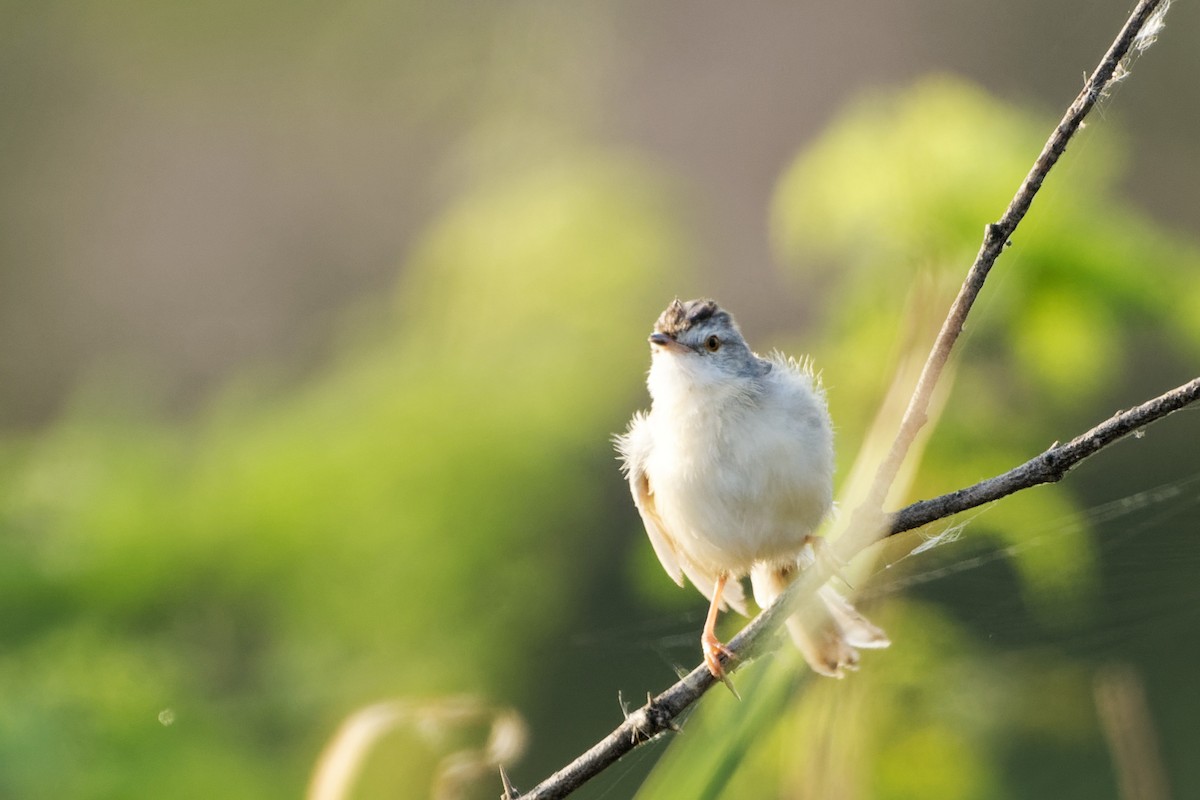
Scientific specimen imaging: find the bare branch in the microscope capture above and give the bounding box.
[512,2,1175,797]
[889,377,1200,535]
[855,0,1170,519]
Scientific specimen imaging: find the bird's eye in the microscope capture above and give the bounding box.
[704,335,721,352]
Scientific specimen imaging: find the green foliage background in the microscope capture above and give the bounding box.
[2,4,1199,799]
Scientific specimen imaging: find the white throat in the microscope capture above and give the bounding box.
[647,351,759,426]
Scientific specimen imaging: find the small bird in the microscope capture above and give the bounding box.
[616,298,889,679]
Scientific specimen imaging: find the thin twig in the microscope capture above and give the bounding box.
[889,377,1200,534]
[512,2,1175,797]
[854,0,1168,522]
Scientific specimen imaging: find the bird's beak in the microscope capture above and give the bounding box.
[649,331,689,353]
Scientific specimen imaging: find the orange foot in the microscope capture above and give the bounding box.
[701,630,738,680]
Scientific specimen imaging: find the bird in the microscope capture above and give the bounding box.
[616,298,889,679]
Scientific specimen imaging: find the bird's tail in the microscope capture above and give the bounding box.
[749,560,890,678]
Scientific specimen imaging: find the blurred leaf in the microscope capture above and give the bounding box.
[0,150,685,798]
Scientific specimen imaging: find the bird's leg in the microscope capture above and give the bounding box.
[701,572,738,680]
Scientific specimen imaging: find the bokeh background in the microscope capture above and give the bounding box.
[2,1,1199,798]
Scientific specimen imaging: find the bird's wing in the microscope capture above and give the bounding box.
[617,414,684,587]
[632,469,749,615]
[617,413,747,614]
[629,460,686,588]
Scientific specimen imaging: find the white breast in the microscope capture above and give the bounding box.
[644,353,833,577]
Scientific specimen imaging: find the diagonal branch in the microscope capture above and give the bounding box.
[854,0,1170,520]
[509,1,1174,797]
[890,377,1200,534]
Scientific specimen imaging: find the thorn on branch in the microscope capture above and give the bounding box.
[628,710,656,745]
[985,222,1006,246]
[499,765,520,799]
[643,693,682,734]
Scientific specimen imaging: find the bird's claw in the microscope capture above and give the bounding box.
[701,634,740,698]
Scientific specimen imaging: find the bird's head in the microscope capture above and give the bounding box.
[647,299,765,398]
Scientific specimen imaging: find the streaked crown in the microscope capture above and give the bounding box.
[654,298,735,339]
